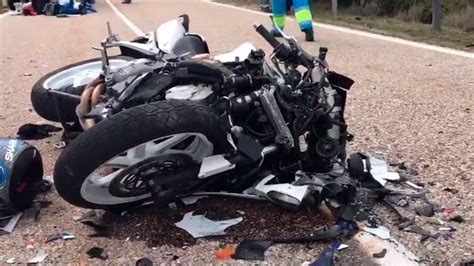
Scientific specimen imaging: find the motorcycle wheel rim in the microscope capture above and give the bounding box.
[80,132,213,205]
[42,59,128,90]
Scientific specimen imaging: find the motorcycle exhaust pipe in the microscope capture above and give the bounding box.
[77,76,105,130]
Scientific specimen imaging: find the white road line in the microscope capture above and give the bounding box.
[203,0,474,59]
[105,0,144,36]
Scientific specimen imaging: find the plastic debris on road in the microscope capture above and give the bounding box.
[175,211,243,238]
[0,212,22,234]
[362,226,391,240]
[406,181,424,190]
[27,249,47,264]
[310,247,335,266]
[215,245,236,260]
[368,157,401,186]
[331,241,349,251]
[87,247,109,260]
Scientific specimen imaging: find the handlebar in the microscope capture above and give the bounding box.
[253,23,314,69]
[254,23,281,49]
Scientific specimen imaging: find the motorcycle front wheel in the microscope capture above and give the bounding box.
[31,56,132,122]
[53,100,231,210]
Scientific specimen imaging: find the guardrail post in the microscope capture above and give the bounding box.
[331,0,338,17]
[433,0,442,31]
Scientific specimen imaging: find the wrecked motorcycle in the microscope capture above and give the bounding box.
[30,14,209,123]
[53,23,354,212]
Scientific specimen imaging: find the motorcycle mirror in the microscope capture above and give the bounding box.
[105,21,120,43]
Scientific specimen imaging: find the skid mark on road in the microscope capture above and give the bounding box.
[106,0,144,36]
[203,0,474,59]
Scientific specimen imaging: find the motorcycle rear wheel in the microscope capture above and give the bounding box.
[31,56,132,122]
[53,100,230,210]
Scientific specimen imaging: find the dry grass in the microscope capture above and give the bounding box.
[216,0,474,50]
[444,5,474,32]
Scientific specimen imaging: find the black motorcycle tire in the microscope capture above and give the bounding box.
[53,100,231,210]
[31,56,132,123]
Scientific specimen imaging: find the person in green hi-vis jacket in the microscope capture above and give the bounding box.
[271,0,314,42]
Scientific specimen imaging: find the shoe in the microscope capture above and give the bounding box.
[304,30,314,42]
[270,28,283,38]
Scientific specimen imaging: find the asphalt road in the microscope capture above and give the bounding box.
[0,0,473,264]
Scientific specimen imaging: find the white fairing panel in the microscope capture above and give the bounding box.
[155,19,187,53]
[214,42,257,63]
[165,84,213,102]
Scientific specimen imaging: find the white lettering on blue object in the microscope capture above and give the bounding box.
[4,139,17,162]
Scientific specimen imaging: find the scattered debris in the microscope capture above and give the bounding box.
[439,227,455,232]
[215,245,236,261]
[385,195,408,207]
[53,141,67,149]
[397,217,414,230]
[16,123,62,140]
[362,226,391,240]
[81,220,110,237]
[136,257,154,266]
[36,180,53,193]
[443,187,459,194]
[426,217,444,226]
[233,226,342,261]
[449,215,464,223]
[406,181,423,190]
[369,157,401,184]
[0,212,22,234]
[6,258,16,264]
[415,204,435,217]
[175,211,243,238]
[442,208,455,216]
[404,224,437,238]
[232,240,273,261]
[23,73,32,76]
[87,247,109,260]
[44,232,75,243]
[372,248,387,258]
[331,242,349,251]
[310,247,334,266]
[27,249,47,264]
